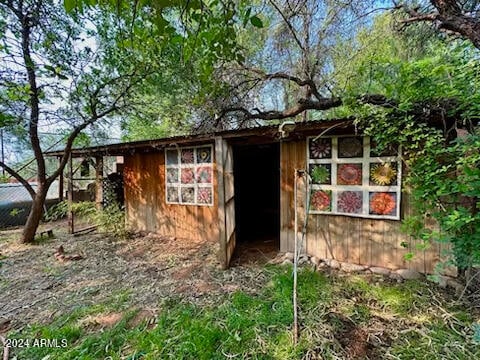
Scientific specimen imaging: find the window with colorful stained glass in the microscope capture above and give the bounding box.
[165,145,214,206]
[308,136,401,219]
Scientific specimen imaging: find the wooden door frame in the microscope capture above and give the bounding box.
[215,137,236,269]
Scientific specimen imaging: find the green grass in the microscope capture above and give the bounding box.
[8,266,480,359]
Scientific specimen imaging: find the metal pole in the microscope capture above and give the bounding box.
[293,168,298,345]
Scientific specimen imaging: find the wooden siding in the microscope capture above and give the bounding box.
[280,140,447,274]
[123,151,219,242]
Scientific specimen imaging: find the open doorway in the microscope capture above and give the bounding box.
[231,142,280,264]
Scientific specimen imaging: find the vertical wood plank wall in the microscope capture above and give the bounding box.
[123,151,219,242]
[280,140,444,274]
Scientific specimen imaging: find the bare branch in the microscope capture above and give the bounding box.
[220,96,342,121]
[269,0,305,52]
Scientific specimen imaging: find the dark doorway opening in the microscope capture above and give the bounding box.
[232,142,280,264]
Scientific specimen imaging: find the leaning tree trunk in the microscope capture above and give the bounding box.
[21,184,48,243]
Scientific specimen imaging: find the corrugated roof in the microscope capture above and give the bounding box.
[45,119,354,158]
[0,182,59,205]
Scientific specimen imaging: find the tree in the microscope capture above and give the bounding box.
[0,0,146,243]
[396,1,480,49]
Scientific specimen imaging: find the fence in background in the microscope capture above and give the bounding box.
[0,156,123,230]
[0,182,60,228]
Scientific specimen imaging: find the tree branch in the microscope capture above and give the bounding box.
[246,68,323,101]
[47,74,140,184]
[269,0,306,52]
[220,97,342,121]
[397,0,480,49]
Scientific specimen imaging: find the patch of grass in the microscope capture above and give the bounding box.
[337,275,431,316]
[390,320,479,359]
[8,267,479,359]
[10,268,326,359]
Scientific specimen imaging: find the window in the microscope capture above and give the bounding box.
[308,136,401,219]
[80,159,90,178]
[165,145,214,206]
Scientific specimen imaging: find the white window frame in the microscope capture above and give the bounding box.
[307,135,402,220]
[165,145,214,206]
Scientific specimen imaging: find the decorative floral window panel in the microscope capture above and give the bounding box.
[337,191,363,214]
[309,164,331,185]
[308,136,401,219]
[338,137,363,158]
[165,145,214,206]
[369,163,397,186]
[337,164,362,185]
[181,168,195,184]
[309,138,332,159]
[310,190,331,211]
[196,147,212,163]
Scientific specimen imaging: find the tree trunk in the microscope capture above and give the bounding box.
[21,184,48,243]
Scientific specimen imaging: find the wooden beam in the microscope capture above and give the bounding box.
[67,154,74,234]
[215,136,227,269]
[58,156,64,201]
[95,156,103,209]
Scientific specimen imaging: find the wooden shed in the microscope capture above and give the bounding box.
[49,120,447,273]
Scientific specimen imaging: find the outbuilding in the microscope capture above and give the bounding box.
[47,119,446,273]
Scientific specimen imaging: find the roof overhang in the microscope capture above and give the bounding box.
[45,118,356,158]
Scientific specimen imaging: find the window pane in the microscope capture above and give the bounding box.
[370,162,397,186]
[338,137,363,158]
[196,166,212,184]
[181,149,195,164]
[181,187,195,203]
[309,138,332,159]
[310,164,331,185]
[310,190,331,211]
[337,163,362,185]
[166,168,179,184]
[166,150,178,165]
[337,191,363,214]
[196,147,212,163]
[369,192,397,216]
[167,187,179,202]
[197,187,212,204]
[181,168,195,184]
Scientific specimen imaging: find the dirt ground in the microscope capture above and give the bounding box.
[0,221,275,331]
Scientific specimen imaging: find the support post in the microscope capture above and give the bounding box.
[67,154,74,234]
[58,156,64,201]
[95,156,103,209]
[215,137,227,269]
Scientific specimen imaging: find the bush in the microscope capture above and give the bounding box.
[44,200,128,239]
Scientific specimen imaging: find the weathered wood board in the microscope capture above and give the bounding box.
[123,150,219,242]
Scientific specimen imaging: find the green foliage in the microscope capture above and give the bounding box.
[405,133,480,270]
[329,13,480,271]
[9,208,24,217]
[44,201,127,239]
[44,201,96,222]
[93,203,128,239]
